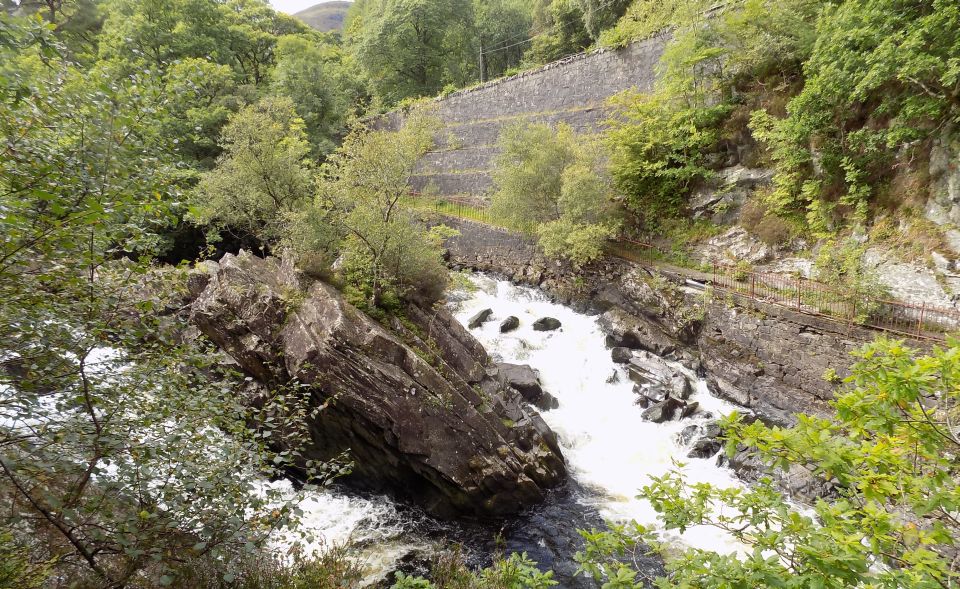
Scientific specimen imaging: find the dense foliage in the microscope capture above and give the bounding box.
[490,123,620,267]
[579,338,960,588]
[0,13,347,586]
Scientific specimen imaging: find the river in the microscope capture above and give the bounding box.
[276,273,748,586]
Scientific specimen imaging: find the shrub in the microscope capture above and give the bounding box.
[606,90,729,227]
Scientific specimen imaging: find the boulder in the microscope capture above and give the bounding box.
[533,317,562,332]
[677,424,701,446]
[694,226,772,265]
[641,397,684,423]
[500,316,520,333]
[188,252,566,518]
[677,421,723,448]
[687,438,722,459]
[497,363,559,411]
[690,166,773,225]
[627,351,692,400]
[679,401,700,420]
[468,308,493,329]
[598,307,677,356]
[611,347,634,364]
[634,383,669,404]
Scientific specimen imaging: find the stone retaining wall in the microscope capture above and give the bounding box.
[388,35,670,200]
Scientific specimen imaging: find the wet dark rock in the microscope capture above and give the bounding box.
[636,383,669,404]
[468,308,493,329]
[677,424,701,446]
[687,438,722,459]
[611,347,634,364]
[606,369,620,384]
[641,397,684,423]
[498,363,559,412]
[703,421,722,439]
[628,351,692,400]
[188,252,566,518]
[500,482,666,588]
[533,317,562,332]
[499,316,520,333]
[680,401,700,420]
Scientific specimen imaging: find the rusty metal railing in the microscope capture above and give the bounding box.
[408,195,960,343]
[614,238,960,343]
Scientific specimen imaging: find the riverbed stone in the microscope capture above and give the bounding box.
[677,424,701,446]
[497,363,559,411]
[611,347,634,364]
[627,351,692,400]
[687,438,722,459]
[641,397,684,423]
[468,308,493,329]
[533,317,562,331]
[500,315,520,333]
[680,401,700,419]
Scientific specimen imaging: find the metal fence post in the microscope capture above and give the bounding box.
[750,274,756,299]
[796,277,802,311]
[917,302,926,337]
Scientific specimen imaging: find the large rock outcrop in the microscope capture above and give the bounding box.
[187,252,565,517]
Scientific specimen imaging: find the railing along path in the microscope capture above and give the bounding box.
[405,195,960,343]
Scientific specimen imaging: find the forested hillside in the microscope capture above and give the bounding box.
[292,1,350,32]
[3,0,960,587]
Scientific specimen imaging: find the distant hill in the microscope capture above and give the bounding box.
[293,1,351,32]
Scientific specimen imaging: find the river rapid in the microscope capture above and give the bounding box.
[278,273,748,586]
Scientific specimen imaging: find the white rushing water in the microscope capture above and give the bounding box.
[279,272,750,576]
[449,274,747,555]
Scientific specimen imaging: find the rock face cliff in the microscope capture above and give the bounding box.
[186,252,566,517]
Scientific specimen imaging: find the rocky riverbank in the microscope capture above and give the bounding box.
[184,251,567,518]
[440,216,895,428]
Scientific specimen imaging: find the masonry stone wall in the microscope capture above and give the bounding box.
[390,35,670,200]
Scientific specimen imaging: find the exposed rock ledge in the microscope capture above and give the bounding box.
[186,252,566,518]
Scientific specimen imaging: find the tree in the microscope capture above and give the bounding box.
[474,0,533,80]
[525,0,591,65]
[313,108,454,308]
[221,0,308,87]
[271,34,345,157]
[192,96,314,250]
[1,20,333,586]
[575,0,631,40]
[161,58,240,167]
[579,337,960,587]
[98,0,228,71]
[491,123,620,267]
[347,0,476,104]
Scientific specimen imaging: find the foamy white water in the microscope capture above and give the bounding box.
[450,274,747,555]
[275,272,752,577]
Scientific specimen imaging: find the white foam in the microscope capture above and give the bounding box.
[451,275,747,555]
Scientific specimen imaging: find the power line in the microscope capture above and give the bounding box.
[481,0,626,56]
